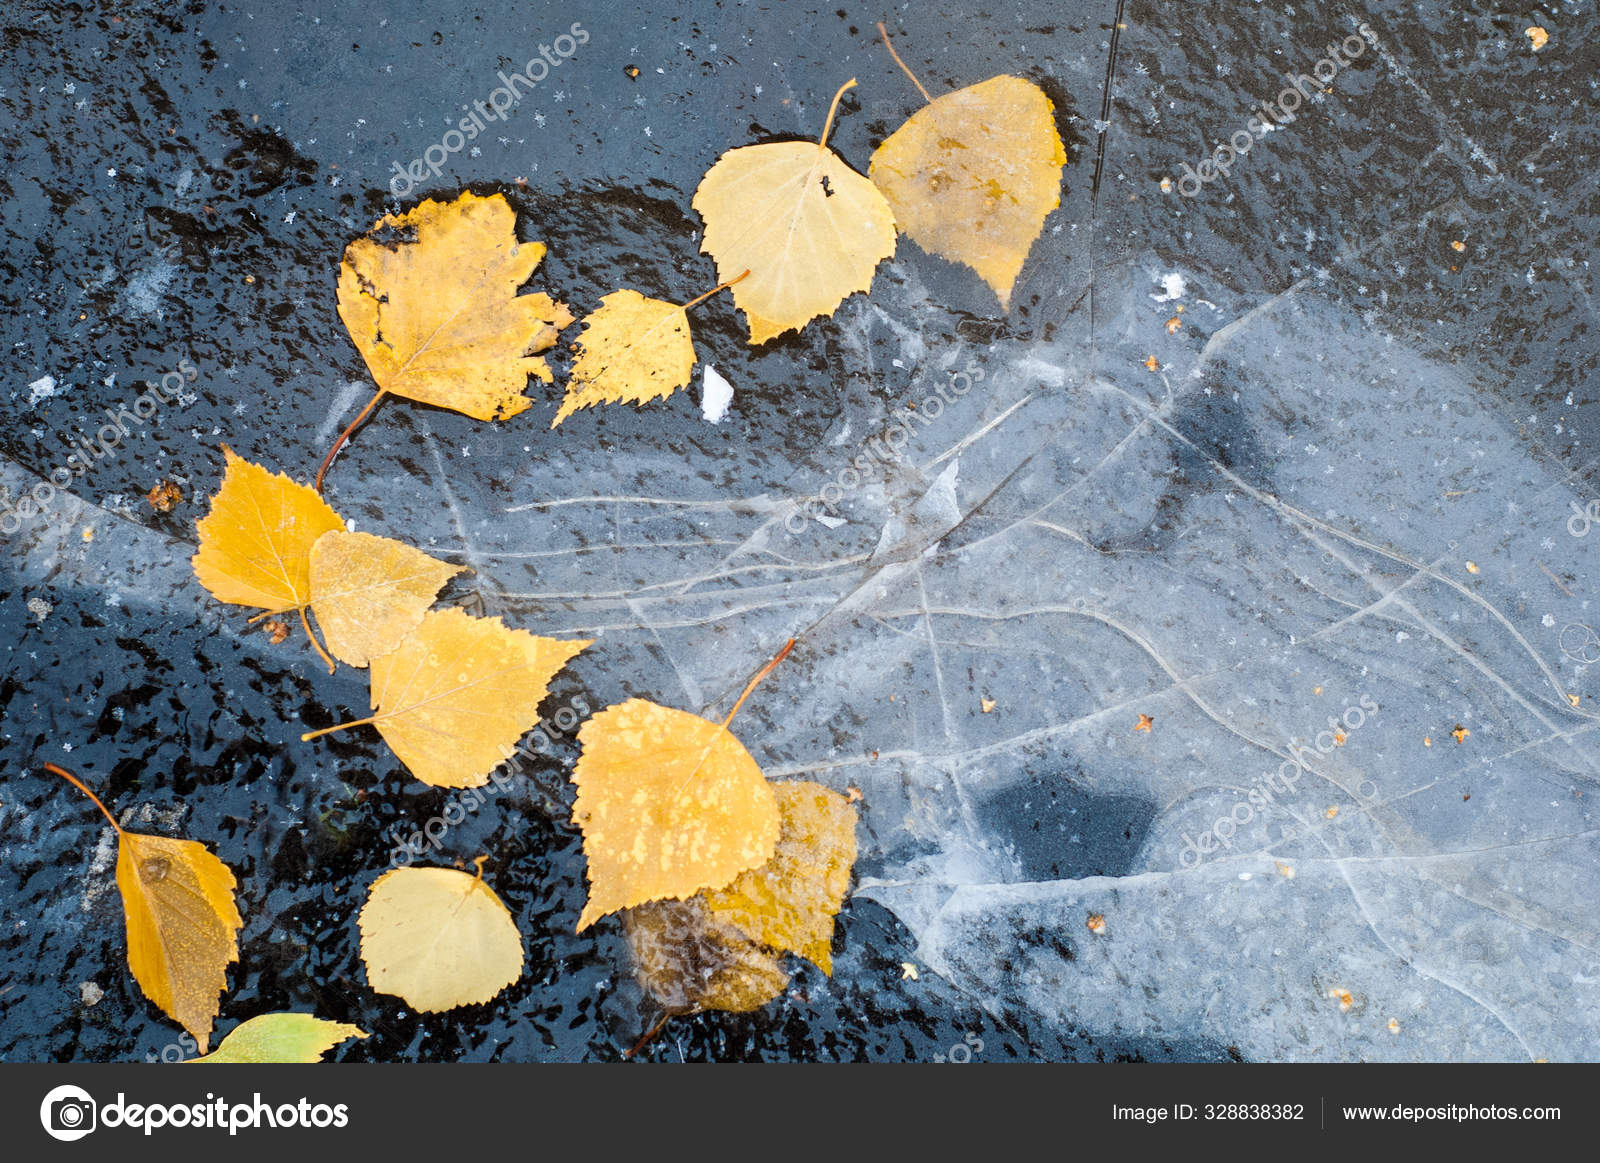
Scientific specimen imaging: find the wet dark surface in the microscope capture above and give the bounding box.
[2,1,1597,1062]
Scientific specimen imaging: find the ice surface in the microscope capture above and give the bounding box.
[2,0,1596,1061]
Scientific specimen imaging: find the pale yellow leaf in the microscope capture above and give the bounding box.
[308,530,464,667]
[693,85,896,344]
[358,866,523,1012]
[869,75,1065,309]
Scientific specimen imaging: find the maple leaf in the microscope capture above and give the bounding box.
[358,863,523,1012]
[703,780,858,974]
[623,896,789,1015]
[302,608,591,789]
[192,446,345,667]
[692,80,896,345]
[869,28,1066,310]
[324,191,574,488]
[45,764,242,1054]
[550,273,746,427]
[308,530,464,667]
[190,1013,368,1063]
[569,641,795,931]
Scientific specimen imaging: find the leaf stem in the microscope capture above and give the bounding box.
[301,715,379,743]
[315,387,388,493]
[299,606,336,674]
[817,78,858,154]
[877,23,933,104]
[721,638,796,728]
[624,1012,672,1060]
[42,763,123,833]
[680,269,751,313]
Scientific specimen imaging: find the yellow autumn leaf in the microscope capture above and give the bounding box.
[190,1013,368,1063]
[869,73,1065,310]
[571,698,781,930]
[703,780,858,974]
[692,80,896,345]
[47,765,242,1054]
[192,446,345,616]
[624,897,788,1015]
[338,191,572,421]
[308,530,464,667]
[302,608,591,789]
[553,290,695,426]
[358,865,523,1012]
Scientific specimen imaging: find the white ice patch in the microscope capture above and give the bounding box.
[27,375,59,406]
[1151,272,1187,302]
[123,263,180,316]
[701,364,734,424]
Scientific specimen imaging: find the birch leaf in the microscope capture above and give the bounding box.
[191,1013,368,1064]
[308,530,464,667]
[337,190,573,421]
[869,74,1066,309]
[692,80,896,345]
[46,764,243,1055]
[192,446,344,615]
[552,290,696,426]
[303,608,592,789]
[623,897,788,1015]
[703,780,859,974]
[358,866,523,1012]
[570,698,780,931]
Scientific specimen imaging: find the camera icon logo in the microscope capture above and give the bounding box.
[39,1084,97,1142]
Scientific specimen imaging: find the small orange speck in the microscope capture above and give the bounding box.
[1160,176,1173,193]
[1086,914,1106,934]
[1569,694,1581,707]
[624,64,641,79]
[1452,724,1469,744]
[1424,736,1432,747]
[980,697,996,713]
[1313,685,1323,695]
[1325,805,1339,819]
[845,786,863,803]
[1388,1018,1401,1034]
[1526,26,1549,50]
[1134,713,1153,733]
[81,527,95,543]
[1329,987,1354,1011]
[1144,355,1160,371]
[244,275,255,284]
[1465,561,1479,574]
[1165,316,1180,334]
[1334,731,1346,746]
[1451,240,1466,253]
[1175,304,1185,313]
[1275,861,1296,879]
